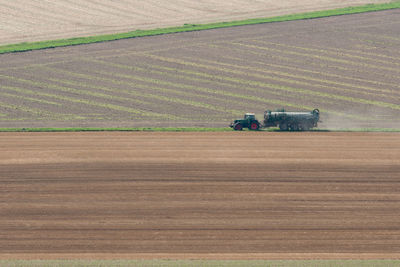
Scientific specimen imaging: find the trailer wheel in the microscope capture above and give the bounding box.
[234,123,243,131]
[291,124,299,131]
[301,123,310,131]
[250,122,259,130]
[279,122,288,131]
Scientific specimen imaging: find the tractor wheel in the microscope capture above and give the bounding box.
[279,122,288,131]
[234,123,243,131]
[250,122,259,130]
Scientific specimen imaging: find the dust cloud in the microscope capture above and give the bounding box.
[319,107,400,130]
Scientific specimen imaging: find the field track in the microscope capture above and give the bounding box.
[0,0,389,45]
[1,132,400,259]
[1,10,400,129]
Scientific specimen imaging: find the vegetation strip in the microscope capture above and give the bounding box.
[0,128,399,132]
[1,2,400,54]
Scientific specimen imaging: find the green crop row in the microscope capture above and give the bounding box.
[208,43,400,93]
[0,74,183,121]
[39,66,246,120]
[0,97,84,121]
[0,1,399,54]
[196,48,400,98]
[260,40,400,69]
[237,41,400,77]
[181,52,396,100]
[142,53,400,112]
[0,91,62,106]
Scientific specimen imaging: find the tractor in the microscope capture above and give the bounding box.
[229,113,260,131]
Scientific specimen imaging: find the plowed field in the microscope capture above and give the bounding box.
[0,0,388,45]
[1,10,400,129]
[1,132,400,259]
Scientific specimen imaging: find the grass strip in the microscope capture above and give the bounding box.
[0,127,399,132]
[1,2,399,54]
[0,127,232,132]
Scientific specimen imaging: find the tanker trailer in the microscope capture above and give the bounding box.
[263,108,320,131]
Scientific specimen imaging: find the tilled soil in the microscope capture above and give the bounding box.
[0,10,399,129]
[1,132,399,259]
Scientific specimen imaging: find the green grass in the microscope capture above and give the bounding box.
[0,127,399,132]
[1,259,400,267]
[0,127,233,132]
[0,1,399,54]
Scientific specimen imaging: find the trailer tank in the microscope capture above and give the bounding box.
[263,109,319,131]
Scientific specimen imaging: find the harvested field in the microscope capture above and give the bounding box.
[0,0,389,45]
[1,132,400,259]
[0,10,400,129]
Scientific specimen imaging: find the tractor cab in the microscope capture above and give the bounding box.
[244,113,256,120]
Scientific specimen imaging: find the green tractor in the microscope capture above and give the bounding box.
[229,113,260,131]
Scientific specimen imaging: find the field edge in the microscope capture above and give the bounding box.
[1,1,399,54]
[0,127,399,132]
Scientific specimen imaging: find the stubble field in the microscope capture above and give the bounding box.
[0,10,399,129]
[0,0,389,45]
[1,132,399,259]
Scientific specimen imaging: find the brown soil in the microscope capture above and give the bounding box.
[1,132,400,259]
[0,10,399,129]
[0,0,388,45]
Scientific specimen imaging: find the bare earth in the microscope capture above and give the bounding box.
[0,0,390,45]
[1,132,399,259]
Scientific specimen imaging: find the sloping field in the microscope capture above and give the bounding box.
[1,132,399,259]
[0,0,390,45]
[0,10,399,129]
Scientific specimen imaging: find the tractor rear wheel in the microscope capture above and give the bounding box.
[234,123,243,131]
[250,122,259,130]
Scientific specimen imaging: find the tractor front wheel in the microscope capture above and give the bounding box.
[250,122,259,130]
[234,123,243,131]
